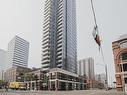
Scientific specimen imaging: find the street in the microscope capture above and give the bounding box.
[0,90,126,95]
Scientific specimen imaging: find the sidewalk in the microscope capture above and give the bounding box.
[0,89,5,92]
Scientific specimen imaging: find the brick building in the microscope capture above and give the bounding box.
[112,34,127,91]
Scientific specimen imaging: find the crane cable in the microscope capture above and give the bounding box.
[90,0,97,27]
[90,0,108,90]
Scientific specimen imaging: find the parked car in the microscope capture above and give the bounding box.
[108,87,112,90]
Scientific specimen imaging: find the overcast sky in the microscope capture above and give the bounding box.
[0,0,127,85]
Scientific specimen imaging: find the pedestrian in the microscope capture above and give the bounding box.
[5,85,8,92]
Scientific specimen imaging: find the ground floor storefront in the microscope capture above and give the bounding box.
[49,80,87,91]
[25,81,48,90]
[48,68,87,91]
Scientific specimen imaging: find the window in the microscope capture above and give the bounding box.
[121,52,127,61]
[123,64,127,71]
[124,78,127,84]
[120,42,127,48]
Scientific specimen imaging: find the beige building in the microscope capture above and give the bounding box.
[4,66,31,82]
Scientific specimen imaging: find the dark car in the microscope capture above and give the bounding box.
[108,87,112,90]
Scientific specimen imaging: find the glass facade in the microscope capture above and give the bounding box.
[42,0,77,73]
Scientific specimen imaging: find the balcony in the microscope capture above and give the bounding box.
[42,59,50,63]
[42,68,50,71]
[43,47,49,52]
[57,36,62,42]
[42,63,50,68]
[57,38,62,44]
[43,23,50,29]
[43,39,50,45]
[57,28,62,33]
[42,50,49,55]
[56,47,62,52]
[44,17,51,26]
[57,43,62,48]
[42,43,49,48]
[57,59,62,63]
[56,55,62,59]
[43,30,50,36]
[42,54,50,59]
[43,34,50,41]
[57,31,62,36]
[56,51,62,56]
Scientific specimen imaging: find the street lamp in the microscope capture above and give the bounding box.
[96,63,108,91]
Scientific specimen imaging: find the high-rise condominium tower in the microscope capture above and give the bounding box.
[77,58,95,80]
[7,36,29,68]
[42,0,77,73]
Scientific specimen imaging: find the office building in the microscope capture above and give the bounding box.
[7,36,29,68]
[0,49,7,80]
[42,0,77,73]
[112,34,127,91]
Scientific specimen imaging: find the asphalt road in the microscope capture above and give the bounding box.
[0,90,126,95]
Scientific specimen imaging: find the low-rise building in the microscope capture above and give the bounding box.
[95,73,106,88]
[24,68,44,90]
[94,74,106,89]
[48,68,87,91]
[4,66,31,82]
